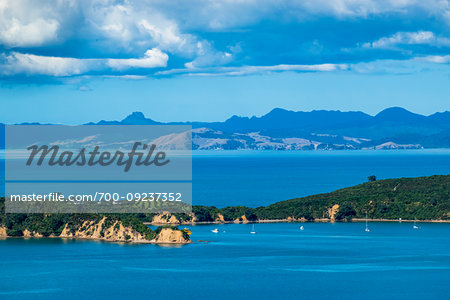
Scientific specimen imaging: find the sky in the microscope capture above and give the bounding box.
[0,0,449,124]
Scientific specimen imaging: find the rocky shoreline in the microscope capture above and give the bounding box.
[0,218,191,245]
[148,219,450,225]
[146,212,450,225]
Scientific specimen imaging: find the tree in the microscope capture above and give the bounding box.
[368,175,377,182]
[335,204,356,221]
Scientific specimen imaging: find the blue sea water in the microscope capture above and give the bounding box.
[192,149,450,207]
[1,150,449,299]
[0,222,449,299]
[1,149,449,207]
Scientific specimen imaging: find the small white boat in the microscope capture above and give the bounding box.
[250,224,256,234]
[211,228,219,233]
[413,218,419,229]
[300,226,304,231]
[365,212,370,232]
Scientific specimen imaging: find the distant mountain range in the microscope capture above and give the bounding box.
[85,107,450,150]
[2,107,450,150]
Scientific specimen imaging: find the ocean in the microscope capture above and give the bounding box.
[1,222,449,299]
[192,149,450,207]
[1,149,449,299]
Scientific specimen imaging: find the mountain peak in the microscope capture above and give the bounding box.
[124,111,146,120]
[376,107,414,117]
[267,108,290,114]
[121,111,159,125]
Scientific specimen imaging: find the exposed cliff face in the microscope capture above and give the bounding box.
[23,229,43,238]
[215,213,225,222]
[153,228,190,244]
[0,226,6,238]
[0,216,190,244]
[328,204,340,222]
[59,217,150,243]
[234,215,248,223]
[152,213,180,224]
[58,218,190,244]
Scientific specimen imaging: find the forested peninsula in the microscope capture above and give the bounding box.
[1,175,448,243]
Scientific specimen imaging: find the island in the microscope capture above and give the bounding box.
[0,209,191,244]
[149,174,450,224]
[1,175,448,244]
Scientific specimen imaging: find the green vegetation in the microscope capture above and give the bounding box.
[1,175,448,237]
[0,201,184,240]
[256,175,449,221]
[191,175,449,222]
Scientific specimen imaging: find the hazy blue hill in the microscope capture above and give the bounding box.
[214,108,374,132]
[428,111,450,123]
[374,107,428,124]
[86,112,160,125]
[1,107,449,149]
[214,107,448,133]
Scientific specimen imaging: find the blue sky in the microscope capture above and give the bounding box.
[0,0,449,123]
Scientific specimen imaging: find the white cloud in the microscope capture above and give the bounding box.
[0,17,59,47]
[184,43,234,68]
[422,55,450,63]
[1,52,90,76]
[0,49,168,76]
[88,2,204,57]
[138,19,190,54]
[149,0,450,28]
[0,0,69,47]
[363,31,450,49]
[158,63,348,76]
[107,48,168,70]
[1,0,450,79]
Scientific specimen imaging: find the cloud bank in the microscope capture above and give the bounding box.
[0,0,449,81]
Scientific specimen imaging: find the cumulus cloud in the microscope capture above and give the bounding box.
[363,31,450,49]
[152,0,450,28]
[0,0,72,47]
[107,48,168,70]
[0,17,59,47]
[0,0,450,80]
[0,52,90,76]
[0,48,168,77]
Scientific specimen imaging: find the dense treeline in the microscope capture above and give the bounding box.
[192,175,450,221]
[0,202,183,239]
[1,175,449,235]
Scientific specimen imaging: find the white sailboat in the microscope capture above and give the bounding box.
[211,228,219,233]
[250,224,256,234]
[365,212,370,232]
[413,217,419,229]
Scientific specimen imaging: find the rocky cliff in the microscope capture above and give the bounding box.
[0,216,190,244]
[0,226,6,238]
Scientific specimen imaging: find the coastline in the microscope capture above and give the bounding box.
[147,218,450,226]
[0,222,192,245]
[0,235,191,245]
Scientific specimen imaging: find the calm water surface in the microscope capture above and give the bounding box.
[1,149,449,206]
[0,222,449,299]
[1,150,449,299]
[193,149,450,207]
